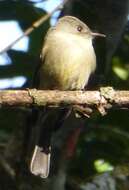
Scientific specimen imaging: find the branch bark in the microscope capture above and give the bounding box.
[0,88,129,110]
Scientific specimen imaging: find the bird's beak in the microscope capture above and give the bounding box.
[91,32,106,38]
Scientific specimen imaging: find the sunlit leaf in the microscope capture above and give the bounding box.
[94,159,114,173]
[112,57,129,80]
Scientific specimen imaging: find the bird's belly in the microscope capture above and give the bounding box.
[57,60,91,90]
[40,36,96,90]
[40,56,93,90]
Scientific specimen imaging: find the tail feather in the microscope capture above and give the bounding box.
[30,145,51,178]
[30,108,71,178]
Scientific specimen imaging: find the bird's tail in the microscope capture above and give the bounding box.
[30,108,71,178]
[30,145,51,178]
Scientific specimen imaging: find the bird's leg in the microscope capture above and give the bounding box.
[73,105,93,118]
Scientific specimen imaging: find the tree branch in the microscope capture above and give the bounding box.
[0,88,129,112]
[0,0,68,54]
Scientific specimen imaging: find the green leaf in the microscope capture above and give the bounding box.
[94,159,114,173]
[112,57,129,80]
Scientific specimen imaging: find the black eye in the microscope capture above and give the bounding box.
[77,25,83,32]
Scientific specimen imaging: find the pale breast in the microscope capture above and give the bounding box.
[39,31,96,90]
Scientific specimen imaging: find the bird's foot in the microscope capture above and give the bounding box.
[73,105,93,118]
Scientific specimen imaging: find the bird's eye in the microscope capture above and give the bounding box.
[77,25,83,32]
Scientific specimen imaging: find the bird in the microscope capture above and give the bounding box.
[30,15,105,178]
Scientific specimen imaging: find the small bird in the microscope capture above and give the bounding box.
[30,16,105,178]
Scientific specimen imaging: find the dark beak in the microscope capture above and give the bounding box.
[91,32,106,38]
